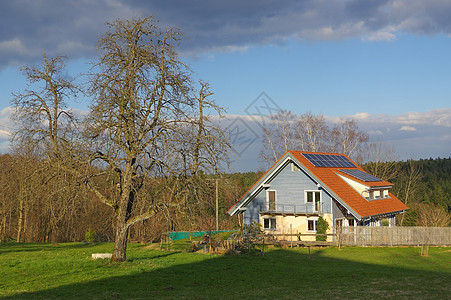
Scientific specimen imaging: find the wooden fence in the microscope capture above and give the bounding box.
[338,226,451,246]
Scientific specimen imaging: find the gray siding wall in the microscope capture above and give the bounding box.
[332,199,345,219]
[243,162,333,225]
[243,190,266,224]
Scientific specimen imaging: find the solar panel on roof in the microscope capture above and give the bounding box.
[338,169,382,182]
[302,153,356,168]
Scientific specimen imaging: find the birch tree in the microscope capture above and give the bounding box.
[261,110,298,163]
[296,112,330,152]
[260,111,368,165]
[331,119,369,157]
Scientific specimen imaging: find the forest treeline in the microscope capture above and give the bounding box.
[1,154,449,243]
[387,157,451,226]
[0,151,263,243]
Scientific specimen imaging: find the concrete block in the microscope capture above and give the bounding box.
[91,253,112,259]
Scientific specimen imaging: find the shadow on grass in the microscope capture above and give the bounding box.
[0,242,109,255]
[5,247,451,299]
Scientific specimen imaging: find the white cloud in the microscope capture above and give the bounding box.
[0,38,28,55]
[365,31,397,42]
[353,112,371,119]
[0,129,10,139]
[0,107,13,153]
[399,125,417,131]
[397,108,451,126]
[343,108,451,127]
[368,130,384,135]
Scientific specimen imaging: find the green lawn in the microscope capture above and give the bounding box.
[0,242,450,299]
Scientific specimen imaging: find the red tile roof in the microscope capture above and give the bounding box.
[228,150,408,218]
[288,150,408,218]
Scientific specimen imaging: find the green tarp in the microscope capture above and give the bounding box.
[168,230,236,241]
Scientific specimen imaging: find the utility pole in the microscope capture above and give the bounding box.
[215,178,219,231]
[207,178,220,231]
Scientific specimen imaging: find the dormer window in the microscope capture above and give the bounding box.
[365,188,390,200]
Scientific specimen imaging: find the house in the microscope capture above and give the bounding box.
[227,151,408,239]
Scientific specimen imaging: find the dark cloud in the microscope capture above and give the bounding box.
[0,0,139,67]
[1,0,451,68]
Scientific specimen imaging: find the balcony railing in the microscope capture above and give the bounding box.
[261,202,323,214]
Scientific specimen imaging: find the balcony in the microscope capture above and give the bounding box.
[260,202,323,216]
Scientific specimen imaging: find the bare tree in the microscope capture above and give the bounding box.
[85,17,229,261]
[12,54,78,159]
[416,203,450,227]
[331,119,369,157]
[260,110,298,164]
[185,81,229,176]
[295,112,330,152]
[393,160,423,226]
[361,141,400,182]
[260,111,368,166]
[11,54,85,242]
[10,18,228,259]
[0,154,16,241]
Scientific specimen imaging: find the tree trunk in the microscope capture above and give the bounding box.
[16,195,24,243]
[112,224,129,262]
[111,160,135,262]
[1,215,6,241]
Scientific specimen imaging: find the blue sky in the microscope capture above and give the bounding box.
[190,35,451,117]
[0,0,450,171]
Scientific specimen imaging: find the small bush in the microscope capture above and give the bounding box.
[316,217,329,241]
[84,229,96,243]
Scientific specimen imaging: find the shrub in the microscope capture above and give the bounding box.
[84,229,96,243]
[316,217,329,241]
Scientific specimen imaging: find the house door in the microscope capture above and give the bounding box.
[315,195,321,212]
[268,190,276,211]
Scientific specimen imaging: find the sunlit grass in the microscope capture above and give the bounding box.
[1,242,450,299]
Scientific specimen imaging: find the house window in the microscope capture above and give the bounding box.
[307,219,316,232]
[263,218,276,230]
[267,190,276,211]
[306,191,320,203]
[348,219,355,227]
[305,191,321,211]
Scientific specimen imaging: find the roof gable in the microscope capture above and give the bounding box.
[227,150,408,218]
[287,151,407,218]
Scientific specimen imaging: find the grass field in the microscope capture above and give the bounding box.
[1,242,450,299]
